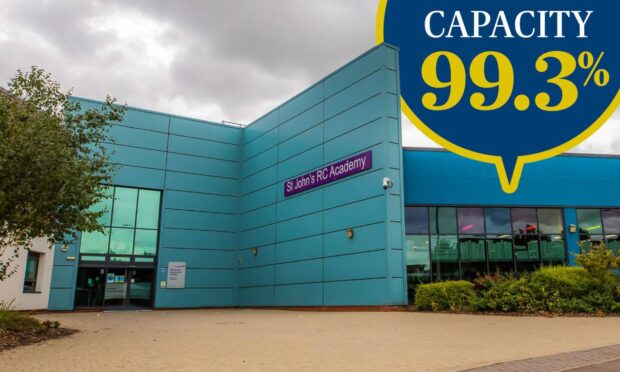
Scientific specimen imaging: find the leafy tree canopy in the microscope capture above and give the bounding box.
[0,67,125,280]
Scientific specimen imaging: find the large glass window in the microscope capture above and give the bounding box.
[136,190,161,229]
[429,207,457,235]
[112,188,138,228]
[79,186,161,262]
[578,209,620,255]
[460,235,486,280]
[405,207,429,234]
[405,235,431,300]
[577,209,603,237]
[80,229,110,254]
[602,209,620,234]
[458,208,485,235]
[512,208,538,235]
[134,230,158,257]
[485,208,511,234]
[92,187,114,226]
[404,206,569,287]
[431,235,459,281]
[538,209,563,235]
[487,235,514,273]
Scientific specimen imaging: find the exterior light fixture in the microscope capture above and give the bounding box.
[346,229,354,239]
[252,247,258,256]
[569,224,577,233]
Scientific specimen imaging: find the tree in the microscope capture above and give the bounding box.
[0,67,125,280]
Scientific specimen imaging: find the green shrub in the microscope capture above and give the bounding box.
[475,274,537,313]
[412,244,620,315]
[415,281,477,312]
[530,267,592,297]
[0,310,45,333]
[0,300,46,333]
[529,267,603,313]
[576,243,620,285]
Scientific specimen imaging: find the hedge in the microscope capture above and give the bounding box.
[415,281,477,312]
[413,244,620,314]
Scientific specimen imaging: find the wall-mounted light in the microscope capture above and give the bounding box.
[251,247,258,256]
[569,224,577,233]
[346,229,354,239]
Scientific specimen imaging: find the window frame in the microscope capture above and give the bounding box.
[23,251,41,293]
[78,186,162,267]
[577,208,620,254]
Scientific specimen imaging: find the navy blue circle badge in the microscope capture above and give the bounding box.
[378,0,619,193]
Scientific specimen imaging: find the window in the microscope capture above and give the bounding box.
[485,208,511,234]
[512,208,538,235]
[602,209,620,234]
[458,208,484,234]
[431,235,459,281]
[405,207,429,234]
[23,252,40,293]
[79,186,161,262]
[429,207,457,235]
[404,206,569,287]
[538,209,563,235]
[112,188,138,228]
[537,209,565,265]
[578,209,620,255]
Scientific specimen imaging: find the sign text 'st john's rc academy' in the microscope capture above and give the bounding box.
[284,151,372,197]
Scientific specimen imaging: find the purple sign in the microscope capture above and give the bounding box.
[284,151,372,197]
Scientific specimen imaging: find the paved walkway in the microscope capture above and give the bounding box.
[0,310,619,371]
[467,345,620,372]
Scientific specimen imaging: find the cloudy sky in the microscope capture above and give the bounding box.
[0,0,617,153]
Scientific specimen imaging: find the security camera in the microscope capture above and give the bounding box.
[382,177,393,190]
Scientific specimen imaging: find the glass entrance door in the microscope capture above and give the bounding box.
[102,268,154,309]
[75,268,106,307]
[128,269,154,308]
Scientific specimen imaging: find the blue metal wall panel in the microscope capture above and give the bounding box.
[404,150,620,207]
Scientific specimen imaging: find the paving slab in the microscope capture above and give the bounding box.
[1,310,619,371]
[467,345,620,372]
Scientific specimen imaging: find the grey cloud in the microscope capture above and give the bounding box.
[0,1,617,153]
[4,0,115,60]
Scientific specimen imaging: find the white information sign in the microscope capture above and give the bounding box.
[166,262,187,289]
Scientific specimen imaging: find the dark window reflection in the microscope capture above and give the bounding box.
[431,235,459,281]
[405,235,431,304]
[429,208,457,235]
[538,209,563,235]
[485,208,511,234]
[405,207,429,234]
[541,235,566,265]
[512,208,538,235]
[460,235,487,280]
[577,209,603,236]
[458,208,484,235]
[514,235,540,273]
[602,209,620,234]
[487,235,514,274]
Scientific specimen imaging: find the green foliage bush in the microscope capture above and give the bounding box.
[0,310,45,333]
[415,281,477,312]
[0,300,46,333]
[414,244,620,314]
[475,273,536,313]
